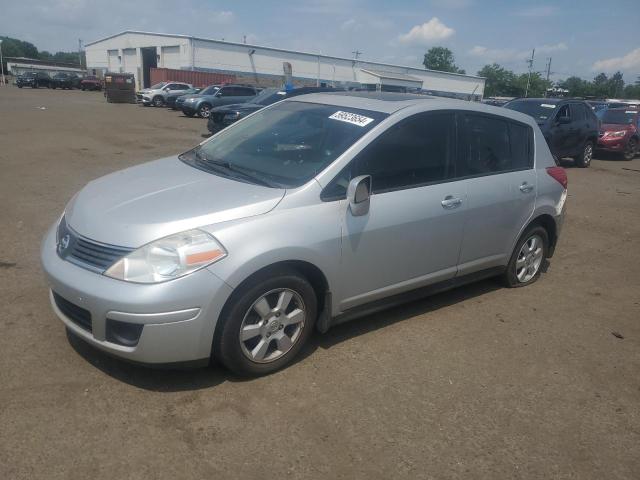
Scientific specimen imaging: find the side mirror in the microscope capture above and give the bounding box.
[347,175,371,217]
[163,87,171,92]
[556,116,571,125]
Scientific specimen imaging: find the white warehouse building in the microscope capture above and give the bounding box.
[85,31,485,98]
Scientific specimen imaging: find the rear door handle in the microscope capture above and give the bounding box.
[519,182,534,193]
[441,196,462,209]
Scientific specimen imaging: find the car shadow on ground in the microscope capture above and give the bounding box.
[67,278,503,392]
[591,151,635,162]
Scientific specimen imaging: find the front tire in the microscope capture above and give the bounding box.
[215,268,317,376]
[574,141,593,168]
[152,96,164,107]
[622,138,637,161]
[198,103,211,118]
[502,225,548,288]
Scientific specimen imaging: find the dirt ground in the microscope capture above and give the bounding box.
[0,87,639,480]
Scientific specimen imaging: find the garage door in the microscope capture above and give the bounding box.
[122,48,137,75]
[107,49,119,71]
[161,46,181,69]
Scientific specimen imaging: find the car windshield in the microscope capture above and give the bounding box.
[200,86,220,95]
[54,73,67,78]
[150,82,167,89]
[24,72,36,77]
[505,100,557,122]
[601,110,637,125]
[250,88,285,106]
[180,101,388,188]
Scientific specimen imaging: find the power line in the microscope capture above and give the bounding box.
[352,50,362,60]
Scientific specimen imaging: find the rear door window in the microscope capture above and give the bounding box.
[456,113,532,177]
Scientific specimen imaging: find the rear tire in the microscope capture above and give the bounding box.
[214,268,317,376]
[574,141,593,168]
[622,138,637,161]
[502,225,549,288]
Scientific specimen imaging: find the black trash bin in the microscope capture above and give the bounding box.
[104,72,136,104]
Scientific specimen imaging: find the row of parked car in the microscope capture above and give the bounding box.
[135,81,343,134]
[136,81,639,166]
[503,98,639,164]
[15,71,103,90]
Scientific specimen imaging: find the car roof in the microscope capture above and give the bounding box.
[286,91,538,126]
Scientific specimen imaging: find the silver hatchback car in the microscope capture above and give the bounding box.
[41,92,567,376]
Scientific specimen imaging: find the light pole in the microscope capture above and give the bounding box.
[0,39,5,86]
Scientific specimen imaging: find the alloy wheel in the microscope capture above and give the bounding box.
[515,234,544,283]
[583,143,593,166]
[199,105,211,118]
[239,288,306,363]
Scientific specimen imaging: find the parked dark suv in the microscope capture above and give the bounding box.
[50,73,75,89]
[505,98,598,167]
[207,86,345,134]
[16,71,51,88]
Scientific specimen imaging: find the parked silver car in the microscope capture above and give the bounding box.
[136,81,193,107]
[41,92,567,376]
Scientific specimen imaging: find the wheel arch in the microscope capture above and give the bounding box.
[213,259,331,343]
[528,213,558,257]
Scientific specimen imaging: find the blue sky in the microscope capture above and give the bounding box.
[2,0,639,81]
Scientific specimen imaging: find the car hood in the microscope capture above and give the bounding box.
[600,123,634,132]
[65,156,285,247]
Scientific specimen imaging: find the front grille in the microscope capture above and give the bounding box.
[53,292,92,332]
[211,112,225,123]
[69,237,133,271]
[57,218,133,272]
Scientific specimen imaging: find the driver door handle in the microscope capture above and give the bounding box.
[519,182,534,193]
[441,196,462,209]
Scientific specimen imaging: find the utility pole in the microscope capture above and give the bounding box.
[78,39,83,69]
[0,39,5,86]
[545,57,552,82]
[525,48,535,97]
[352,50,362,60]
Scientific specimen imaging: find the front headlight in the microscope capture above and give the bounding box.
[224,112,241,120]
[105,229,227,284]
[185,98,196,103]
[606,130,627,138]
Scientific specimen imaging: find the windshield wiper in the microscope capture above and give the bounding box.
[194,149,278,188]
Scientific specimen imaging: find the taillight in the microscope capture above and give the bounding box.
[546,166,567,189]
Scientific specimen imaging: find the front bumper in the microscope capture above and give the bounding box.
[597,137,627,152]
[40,222,233,365]
[181,104,198,115]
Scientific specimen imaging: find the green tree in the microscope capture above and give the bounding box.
[558,76,593,97]
[513,72,552,97]
[423,47,465,74]
[592,73,609,97]
[477,63,518,97]
[608,71,624,97]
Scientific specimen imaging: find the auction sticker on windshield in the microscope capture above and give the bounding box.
[541,104,556,109]
[329,111,374,127]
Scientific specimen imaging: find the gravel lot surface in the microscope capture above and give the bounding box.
[1,87,639,479]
